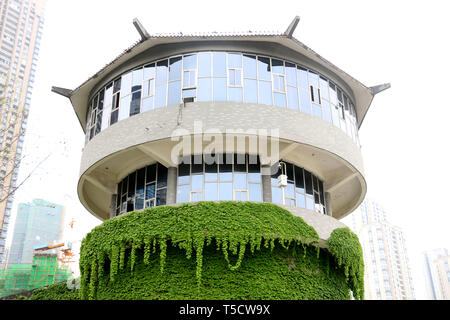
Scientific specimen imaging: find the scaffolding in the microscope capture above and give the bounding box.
[0,253,72,298]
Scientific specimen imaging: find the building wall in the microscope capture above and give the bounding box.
[423,248,450,300]
[345,198,415,300]
[0,0,46,266]
[7,199,64,266]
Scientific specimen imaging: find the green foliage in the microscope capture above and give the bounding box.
[72,202,363,300]
[27,282,80,300]
[327,227,365,300]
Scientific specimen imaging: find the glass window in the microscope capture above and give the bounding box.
[213,52,226,77]
[304,170,313,195]
[198,53,211,77]
[119,95,131,121]
[219,182,233,200]
[213,77,227,101]
[272,187,282,204]
[244,79,257,103]
[121,72,132,97]
[198,78,212,101]
[243,55,257,79]
[273,74,285,92]
[169,57,182,81]
[156,189,166,206]
[258,80,272,105]
[257,57,271,80]
[157,164,168,188]
[272,59,284,74]
[205,183,218,201]
[183,70,196,88]
[229,87,242,102]
[228,53,242,68]
[205,163,218,181]
[274,92,286,108]
[155,82,167,108]
[249,184,262,202]
[177,185,190,203]
[234,173,246,189]
[312,103,322,119]
[192,174,203,191]
[287,86,299,110]
[142,96,153,112]
[297,67,309,92]
[147,164,156,182]
[286,62,296,86]
[144,63,155,80]
[168,80,181,105]
[183,54,197,70]
[228,69,242,86]
[136,168,145,194]
[319,77,329,101]
[296,193,306,208]
[300,90,311,114]
[156,60,168,84]
[322,100,332,123]
[130,91,141,116]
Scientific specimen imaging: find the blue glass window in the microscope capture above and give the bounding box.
[300,90,311,114]
[297,67,309,92]
[184,54,197,70]
[118,95,131,121]
[132,68,143,92]
[197,78,212,101]
[312,103,322,119]
[287,86,299,110]
[271,59,284,74]
[243,55,257,78]
[258,81,272,105]
[213,52,226,76]
[156,60,168,83]
[121,72,132,97]
[192,174,203,191]
[219,182,233,200]
[198,53,211,77]
[273,92,286,108]
[130,91,141,116]
[234,173,247,189]
[286,62,297,86]
[169,57,182,81]
[144,63,155,80]
[322,100,332,123]
[177,185,190,203]
[168,81,181,105]
[244,79,257,103]
[228,53,242,68]
[249,184,262,202]
[155,83,167,108]
[213,77,227,101]
[205,183,218,201]
[142,96,153,112]
[257,57,271,80]
[228,69,242,86]
[229,87,243,102]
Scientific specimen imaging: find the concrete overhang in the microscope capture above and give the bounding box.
[53,22,389,133]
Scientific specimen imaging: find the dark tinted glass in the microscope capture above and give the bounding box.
[157,164,168,188]
[157,189,167,206]
[146,164,156,182]
[128,172,136,198]
[136,168,145,194]
[304,170,313,195]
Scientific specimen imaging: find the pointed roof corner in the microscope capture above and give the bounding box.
[284,16,300,38]
[133,18,150,41]
[370,83,391,95]
[51,86,73,98]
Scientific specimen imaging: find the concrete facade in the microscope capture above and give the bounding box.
[53,19,389,250]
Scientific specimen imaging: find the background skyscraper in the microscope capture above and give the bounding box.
[0,0,46,267]
[344,198,416,300]
[423,248,450,300]
[7,198,64,266]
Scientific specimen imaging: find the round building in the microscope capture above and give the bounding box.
[53,17,389,300]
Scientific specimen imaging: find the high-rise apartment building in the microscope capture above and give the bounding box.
[423,248,450,300]
[7,199,64,266]
[346,198,415,300]
[0,0,45,267]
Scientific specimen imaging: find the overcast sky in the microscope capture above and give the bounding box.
[8,0,450,299]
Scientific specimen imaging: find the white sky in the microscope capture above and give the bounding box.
[7,0,450,299]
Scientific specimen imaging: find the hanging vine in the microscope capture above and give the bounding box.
[78,201,363,300]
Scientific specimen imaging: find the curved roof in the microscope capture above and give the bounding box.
[52,17,389,133]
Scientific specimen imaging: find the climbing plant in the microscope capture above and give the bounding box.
[327,227,365,300]
[76,201,363,300]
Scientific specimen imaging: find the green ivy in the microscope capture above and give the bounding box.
[74,201,363,300]
[327,227,365,300]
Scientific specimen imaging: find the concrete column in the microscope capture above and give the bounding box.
[325,192,332,217]
[109,194,117,219]
[166,167,177,205]
[261,165,272,203]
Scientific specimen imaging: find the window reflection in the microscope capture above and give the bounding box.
[88,51,359,146]
[177,154,262,203]
[116,162,168,215]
